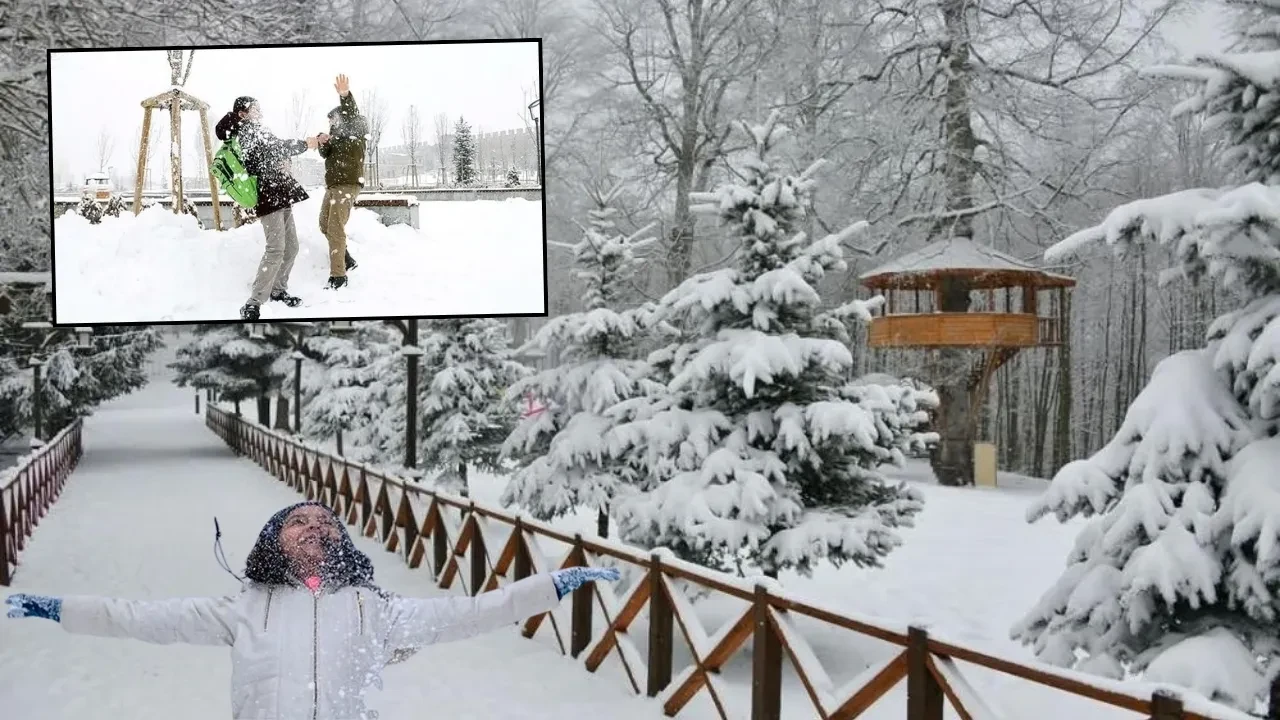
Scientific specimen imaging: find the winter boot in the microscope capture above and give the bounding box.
[240,302,260,321]
[270,290,303,307]
[326,276,348,290]
[345,251,358,272]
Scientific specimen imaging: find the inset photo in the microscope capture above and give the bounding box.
[49,39,545,325]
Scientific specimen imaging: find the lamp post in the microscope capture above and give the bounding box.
[330,318,420,472]
[528,99,541,187]
[21,323,94,445]
[273,322,311,434]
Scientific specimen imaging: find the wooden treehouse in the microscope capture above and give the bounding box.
[860,237,1076,485]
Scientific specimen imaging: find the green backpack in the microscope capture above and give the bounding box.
[211,137,258,208]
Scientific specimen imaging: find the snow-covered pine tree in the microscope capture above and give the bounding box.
[608,111,925,577]
[300,323,401,463]
[0,323,162,444]
[1013,8,1280,709]
[170,324,287,425]
[451,117,477,187]
[505,168,521,188]
[500,181,659,538]
[419,318,527,495]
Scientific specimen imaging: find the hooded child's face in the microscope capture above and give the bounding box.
[279,505,342,568]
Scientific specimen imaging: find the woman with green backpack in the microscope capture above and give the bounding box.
[214,96,322,321]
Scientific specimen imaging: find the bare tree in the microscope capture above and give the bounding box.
[360,89,389,186]
[854,0,1181,486]
[96,127,115,172]
[433,111,450,185]
[401,104,424,186]
[287,90,313,138]
[592,0,776,288]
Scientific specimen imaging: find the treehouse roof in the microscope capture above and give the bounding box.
[860,237,1076,291]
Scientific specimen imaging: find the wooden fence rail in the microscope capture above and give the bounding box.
[205,406,1250,720]
[0,418,84,586]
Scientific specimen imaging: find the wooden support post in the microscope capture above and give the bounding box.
[432,511,448,580]
[750,584,783,720]
[169,94,183,213]
[570,534,592,658]
[1149,690,1183,719]
[133,106,153,215]
[646,553,673,697]
[907,627,944,720]
[199,107,222,230]
[469,511,486,595]
[0,491,10,586]
[513,520,531,581]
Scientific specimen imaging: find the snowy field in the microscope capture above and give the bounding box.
[51,195,546,324]
[0,350,669,720]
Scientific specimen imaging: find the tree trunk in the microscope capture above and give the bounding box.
[274,395,291,432]
[458,461,469,497]
[234,399,241,417]
[256,396,270,425]
[931,277,974,486]
[597,507,609,539]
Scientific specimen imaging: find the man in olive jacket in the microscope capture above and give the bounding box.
[317,74,365,290]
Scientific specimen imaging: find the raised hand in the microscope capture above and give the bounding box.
[306,136,319,150]
[5,593,61,622]
[317,133,330,145]
[335,74,350,97]
[550,566,621,599]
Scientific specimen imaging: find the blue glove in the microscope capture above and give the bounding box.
[551,566,621,599]
[5,593,62,622]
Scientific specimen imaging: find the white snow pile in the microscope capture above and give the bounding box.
[52,195,544,323]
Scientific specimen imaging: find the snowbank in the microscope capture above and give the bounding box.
[52,196,545,323]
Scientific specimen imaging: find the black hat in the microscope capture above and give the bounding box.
[233,96,258,114]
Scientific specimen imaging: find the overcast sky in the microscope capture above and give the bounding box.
[50,40,540,178]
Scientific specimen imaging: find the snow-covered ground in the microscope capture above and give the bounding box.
[0,353,668,720]
[51,194,545,324]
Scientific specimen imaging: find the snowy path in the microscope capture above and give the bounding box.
[0,371,664,719]
[52,195,546,324]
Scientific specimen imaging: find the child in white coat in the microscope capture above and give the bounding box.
[5,501,619,720]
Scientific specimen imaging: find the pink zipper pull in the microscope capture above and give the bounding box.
[304,576,322,594]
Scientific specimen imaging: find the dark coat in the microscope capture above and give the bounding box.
[215,115,310,217]
[318,92,368,188]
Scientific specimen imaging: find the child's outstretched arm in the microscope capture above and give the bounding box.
[383,566,620,649]
[6,592,238,646]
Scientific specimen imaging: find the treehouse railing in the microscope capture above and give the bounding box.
[0,418,84,585]
[205,405,1249,720]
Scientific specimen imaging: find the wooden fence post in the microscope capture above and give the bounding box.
[513,518,532,581]
[432,505,448,580]
[647,552,673,697]
[570,534,592,658]
[469,504,486,595]
[751,584,783,720]
[0,491,10,586]
[907,626,944,720]
[1150,690,1183,719]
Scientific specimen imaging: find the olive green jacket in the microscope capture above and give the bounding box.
[318,92,368,188]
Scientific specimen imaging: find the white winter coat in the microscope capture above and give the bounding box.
[57,573,561,720]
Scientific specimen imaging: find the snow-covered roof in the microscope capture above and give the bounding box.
[861,237,1074,289]
[85,173,110,181]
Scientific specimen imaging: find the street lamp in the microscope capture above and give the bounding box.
[528,99,541,187]
[333,319,422,472]
[272,322,311,434]
[21,322,95,444]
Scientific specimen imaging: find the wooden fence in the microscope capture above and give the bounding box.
[205,406,1249,720]
[0,419,84,585]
